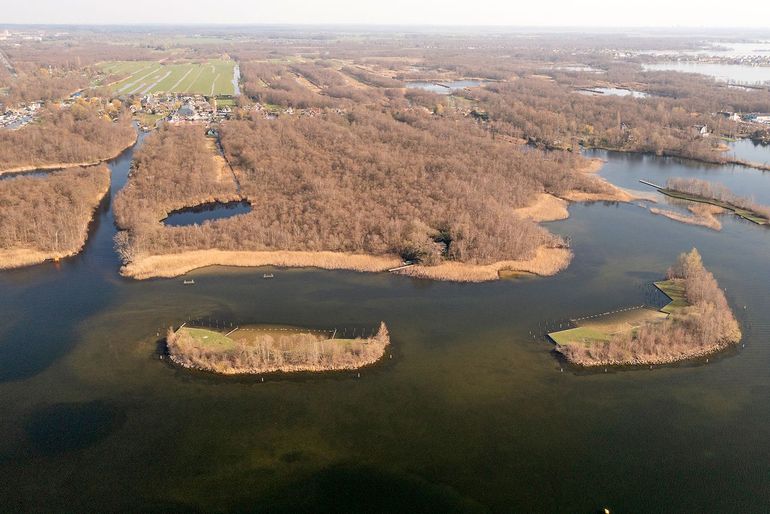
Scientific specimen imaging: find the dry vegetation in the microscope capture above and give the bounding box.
[113,107,618,280]
[650,204,724,231]
[166,322,390,374]
[556,249,741,366]
[0,103,135,173]
[666,177,770,221]
[0,165,110,269]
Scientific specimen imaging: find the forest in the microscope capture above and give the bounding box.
[113,108,613,275]
[0,103,135,172]
[0,165,110,268]
[557,249,742,366]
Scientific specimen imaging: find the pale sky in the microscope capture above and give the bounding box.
[4,0,770,28]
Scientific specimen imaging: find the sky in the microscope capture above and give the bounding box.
[4,0,770,28]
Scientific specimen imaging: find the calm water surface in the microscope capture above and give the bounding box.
[406,80,485,94]
[163,201,252,226]
[1,138,770,511]
[643,62,770,84]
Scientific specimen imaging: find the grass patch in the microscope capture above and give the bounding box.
[178,327,236,351]
[655,279,688,314]
[101,59,236,96]
[548,307,670,346]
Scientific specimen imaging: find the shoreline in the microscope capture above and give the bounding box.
[119,246,573,282]
[0,171,111,270]
[0,132,138,176]
[560,338,737,368]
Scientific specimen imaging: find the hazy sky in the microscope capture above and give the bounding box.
[5,0,770,27]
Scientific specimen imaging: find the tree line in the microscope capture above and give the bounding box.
[0,103,135,171]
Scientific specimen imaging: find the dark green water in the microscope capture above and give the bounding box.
[1,141,770,512]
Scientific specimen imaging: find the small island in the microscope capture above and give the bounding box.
[166,322,390,374]
[550,249,741,367]
[646,177,770,230]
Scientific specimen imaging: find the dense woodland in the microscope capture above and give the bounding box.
[558,249,741,366]
[0,103,135,171]
[114,109,611,267]
[0,165,109,255]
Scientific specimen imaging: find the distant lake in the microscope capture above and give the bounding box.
[577,87,648,98]
[406,80,485,94]
[162,201,251,226]
[643,62,770,85]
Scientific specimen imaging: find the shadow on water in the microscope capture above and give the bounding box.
[234,462,487,514]
[24,400,127,455]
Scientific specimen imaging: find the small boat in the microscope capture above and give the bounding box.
[183,279,195,285]
[262,273,274,279]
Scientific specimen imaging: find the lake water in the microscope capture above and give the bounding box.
[577,87,649,98]
[728,138,770,166]
[162,200,251,226]
[2,136,770,511]
[643,62,770,85]
[406,80,485,95]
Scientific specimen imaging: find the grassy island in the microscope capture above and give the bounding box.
[166,322,390,375]
[551,249,741,367]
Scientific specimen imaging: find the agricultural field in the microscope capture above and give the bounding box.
[101,59,236,96]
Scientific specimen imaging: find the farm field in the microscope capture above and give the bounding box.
[101,59,236,96]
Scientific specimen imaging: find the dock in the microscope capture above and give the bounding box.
[639,179,663,189]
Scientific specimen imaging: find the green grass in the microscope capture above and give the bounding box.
[178,327,236,351]
[548,326,612,345]
[654,279,689,314]
[549,305,672,347]
[101,59,236,96]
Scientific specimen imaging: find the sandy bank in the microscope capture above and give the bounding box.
[395,246,572,282]
[650,205,724,231]
[121,245,571,282]
[514,193,569,222]
[121,250,403,280]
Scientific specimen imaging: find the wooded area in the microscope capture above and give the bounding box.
[0,104,135,172]
[0,165,110,268]
[113,108,612,272]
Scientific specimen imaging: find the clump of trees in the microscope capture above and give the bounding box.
[558,249,741,366]
[0,103,135,171]
[0,165,110,262]
[167,322,390,374]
